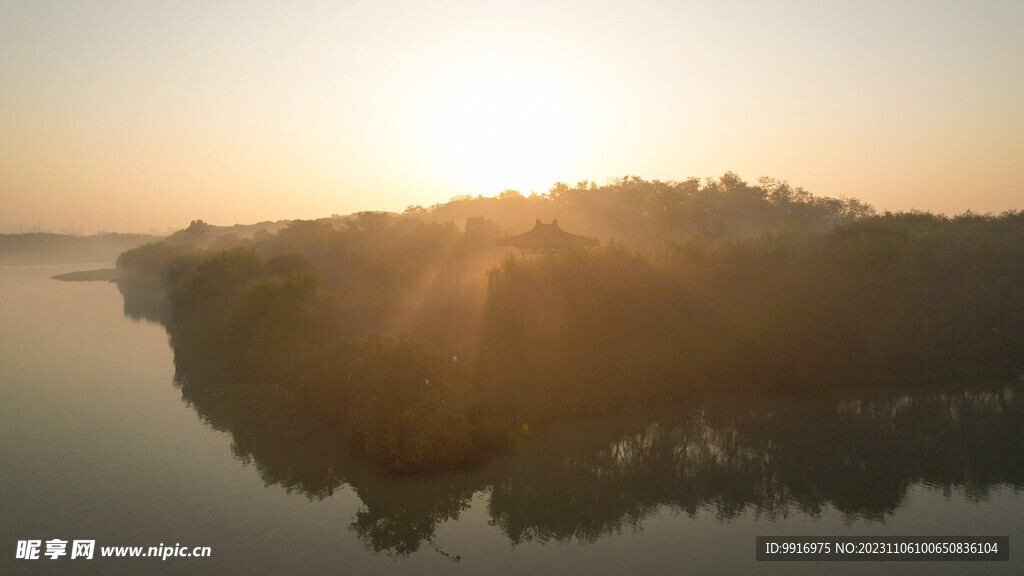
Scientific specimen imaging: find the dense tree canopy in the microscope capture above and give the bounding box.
[115,174,1024,471]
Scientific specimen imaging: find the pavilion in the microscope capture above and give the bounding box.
[496,220,599,255]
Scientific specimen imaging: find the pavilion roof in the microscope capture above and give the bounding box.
[496,220,599,253]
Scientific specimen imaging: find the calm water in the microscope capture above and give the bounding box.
[1,264,1022,575]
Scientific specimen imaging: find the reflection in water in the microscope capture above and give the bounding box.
[120,282,1024,556]
[486,385,1024,546]
[178,367,1024,555]
[117,280,169,325]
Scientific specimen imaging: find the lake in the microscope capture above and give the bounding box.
[1,263,1021,574]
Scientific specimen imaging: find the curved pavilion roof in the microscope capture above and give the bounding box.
[496,220,599,254]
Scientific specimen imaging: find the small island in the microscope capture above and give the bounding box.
[113,175,1024,474]
[53,268,121,282]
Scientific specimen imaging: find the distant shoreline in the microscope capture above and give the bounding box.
[1,232,161,266]
[52,268,120,282]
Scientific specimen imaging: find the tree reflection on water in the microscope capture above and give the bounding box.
[175,363,1024,555]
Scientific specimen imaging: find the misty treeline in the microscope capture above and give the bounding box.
[413,172,873,245]
[485,211,1024,421]
[0,232,159,265]
[115,174,1024,472]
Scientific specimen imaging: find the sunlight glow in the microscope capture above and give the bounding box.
[416,53,592,195]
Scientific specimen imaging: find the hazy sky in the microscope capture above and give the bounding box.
[2,0,1022,233]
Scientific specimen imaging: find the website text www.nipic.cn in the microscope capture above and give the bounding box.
[15,540,211,561]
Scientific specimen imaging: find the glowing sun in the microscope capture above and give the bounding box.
[415,52,591,195]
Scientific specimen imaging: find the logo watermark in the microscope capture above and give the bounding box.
[15,540,211,561]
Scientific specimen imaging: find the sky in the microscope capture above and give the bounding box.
[1,0,1022,234]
